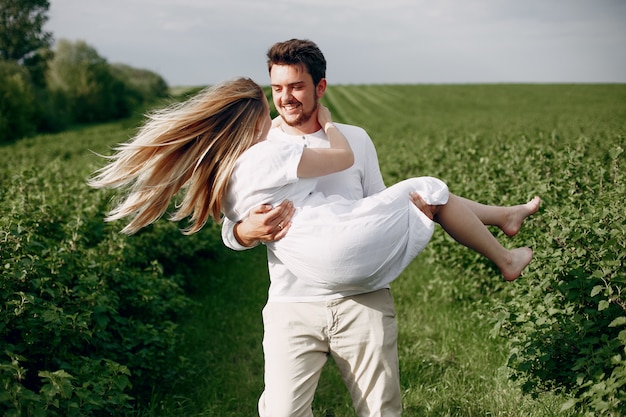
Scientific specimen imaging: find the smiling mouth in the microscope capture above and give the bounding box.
[282,102,301,112]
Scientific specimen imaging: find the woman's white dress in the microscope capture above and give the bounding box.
[223,141,449,292]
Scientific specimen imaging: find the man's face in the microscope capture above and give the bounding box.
[270,64,325,129]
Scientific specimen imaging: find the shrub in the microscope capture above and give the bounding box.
[33,86,72,133]
[492,140,626,416]
[0,123,221,415]
[111,63,169,105]
[335,84,626,415]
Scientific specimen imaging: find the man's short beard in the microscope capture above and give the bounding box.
[283,100,318,127]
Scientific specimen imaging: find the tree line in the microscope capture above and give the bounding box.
[0,0,169,143]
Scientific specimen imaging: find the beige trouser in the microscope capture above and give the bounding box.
[258,288,402,417]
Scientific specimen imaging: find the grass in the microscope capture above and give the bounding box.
[392,247,573,417]
[145,245,268,416]
[3,83,622,416]
[143,243,577,417]
[135,83,625,416]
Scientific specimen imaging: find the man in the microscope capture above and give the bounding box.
[221,38,409,417]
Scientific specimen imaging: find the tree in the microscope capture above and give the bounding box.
[47,39,131,123]
[0,0,52,86]
[0,60,35,142]
[0,0,52,62]
[111,63,169,107]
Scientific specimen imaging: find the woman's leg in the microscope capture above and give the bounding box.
[431,194,537,281]
[456,196,540,236]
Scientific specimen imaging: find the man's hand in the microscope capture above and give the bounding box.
[233,200,295,247]
[410,192,435,220]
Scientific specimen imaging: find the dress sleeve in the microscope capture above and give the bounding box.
[246,141,304,189]
[223,141,305,223]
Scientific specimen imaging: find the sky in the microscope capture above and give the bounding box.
[45,0,626,87]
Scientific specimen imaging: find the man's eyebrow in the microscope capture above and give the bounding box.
[271,81,306,87]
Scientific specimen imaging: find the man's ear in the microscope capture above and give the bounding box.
[316,78,327,99]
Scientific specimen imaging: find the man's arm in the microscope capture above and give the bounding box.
[221,200,295,250]
[360,132,386,196]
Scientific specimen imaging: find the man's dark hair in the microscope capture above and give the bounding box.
[266,39,326,86]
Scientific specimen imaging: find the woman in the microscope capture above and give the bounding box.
[89,77,539,290]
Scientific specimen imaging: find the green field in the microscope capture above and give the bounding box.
[1,84,624,416]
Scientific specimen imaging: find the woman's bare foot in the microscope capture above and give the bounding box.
[501,196,541,237]
[500,247,533,281]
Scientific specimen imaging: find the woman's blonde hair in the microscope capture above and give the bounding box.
[89,77,266,235]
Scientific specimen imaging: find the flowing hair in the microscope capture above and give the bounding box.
[88,77,266,235]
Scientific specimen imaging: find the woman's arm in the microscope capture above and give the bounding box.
[296,106,354,178]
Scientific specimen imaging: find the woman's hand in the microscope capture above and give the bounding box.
[317,105,334,132]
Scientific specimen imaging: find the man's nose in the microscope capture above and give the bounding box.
[280,89,293,102]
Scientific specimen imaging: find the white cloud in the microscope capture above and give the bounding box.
[46,0,626,86]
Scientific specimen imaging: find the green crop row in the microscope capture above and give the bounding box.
[324,84,626,416]
[0,114,223,416]
[1,84,625,415]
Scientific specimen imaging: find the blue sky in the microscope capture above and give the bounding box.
[46,0,626,86]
